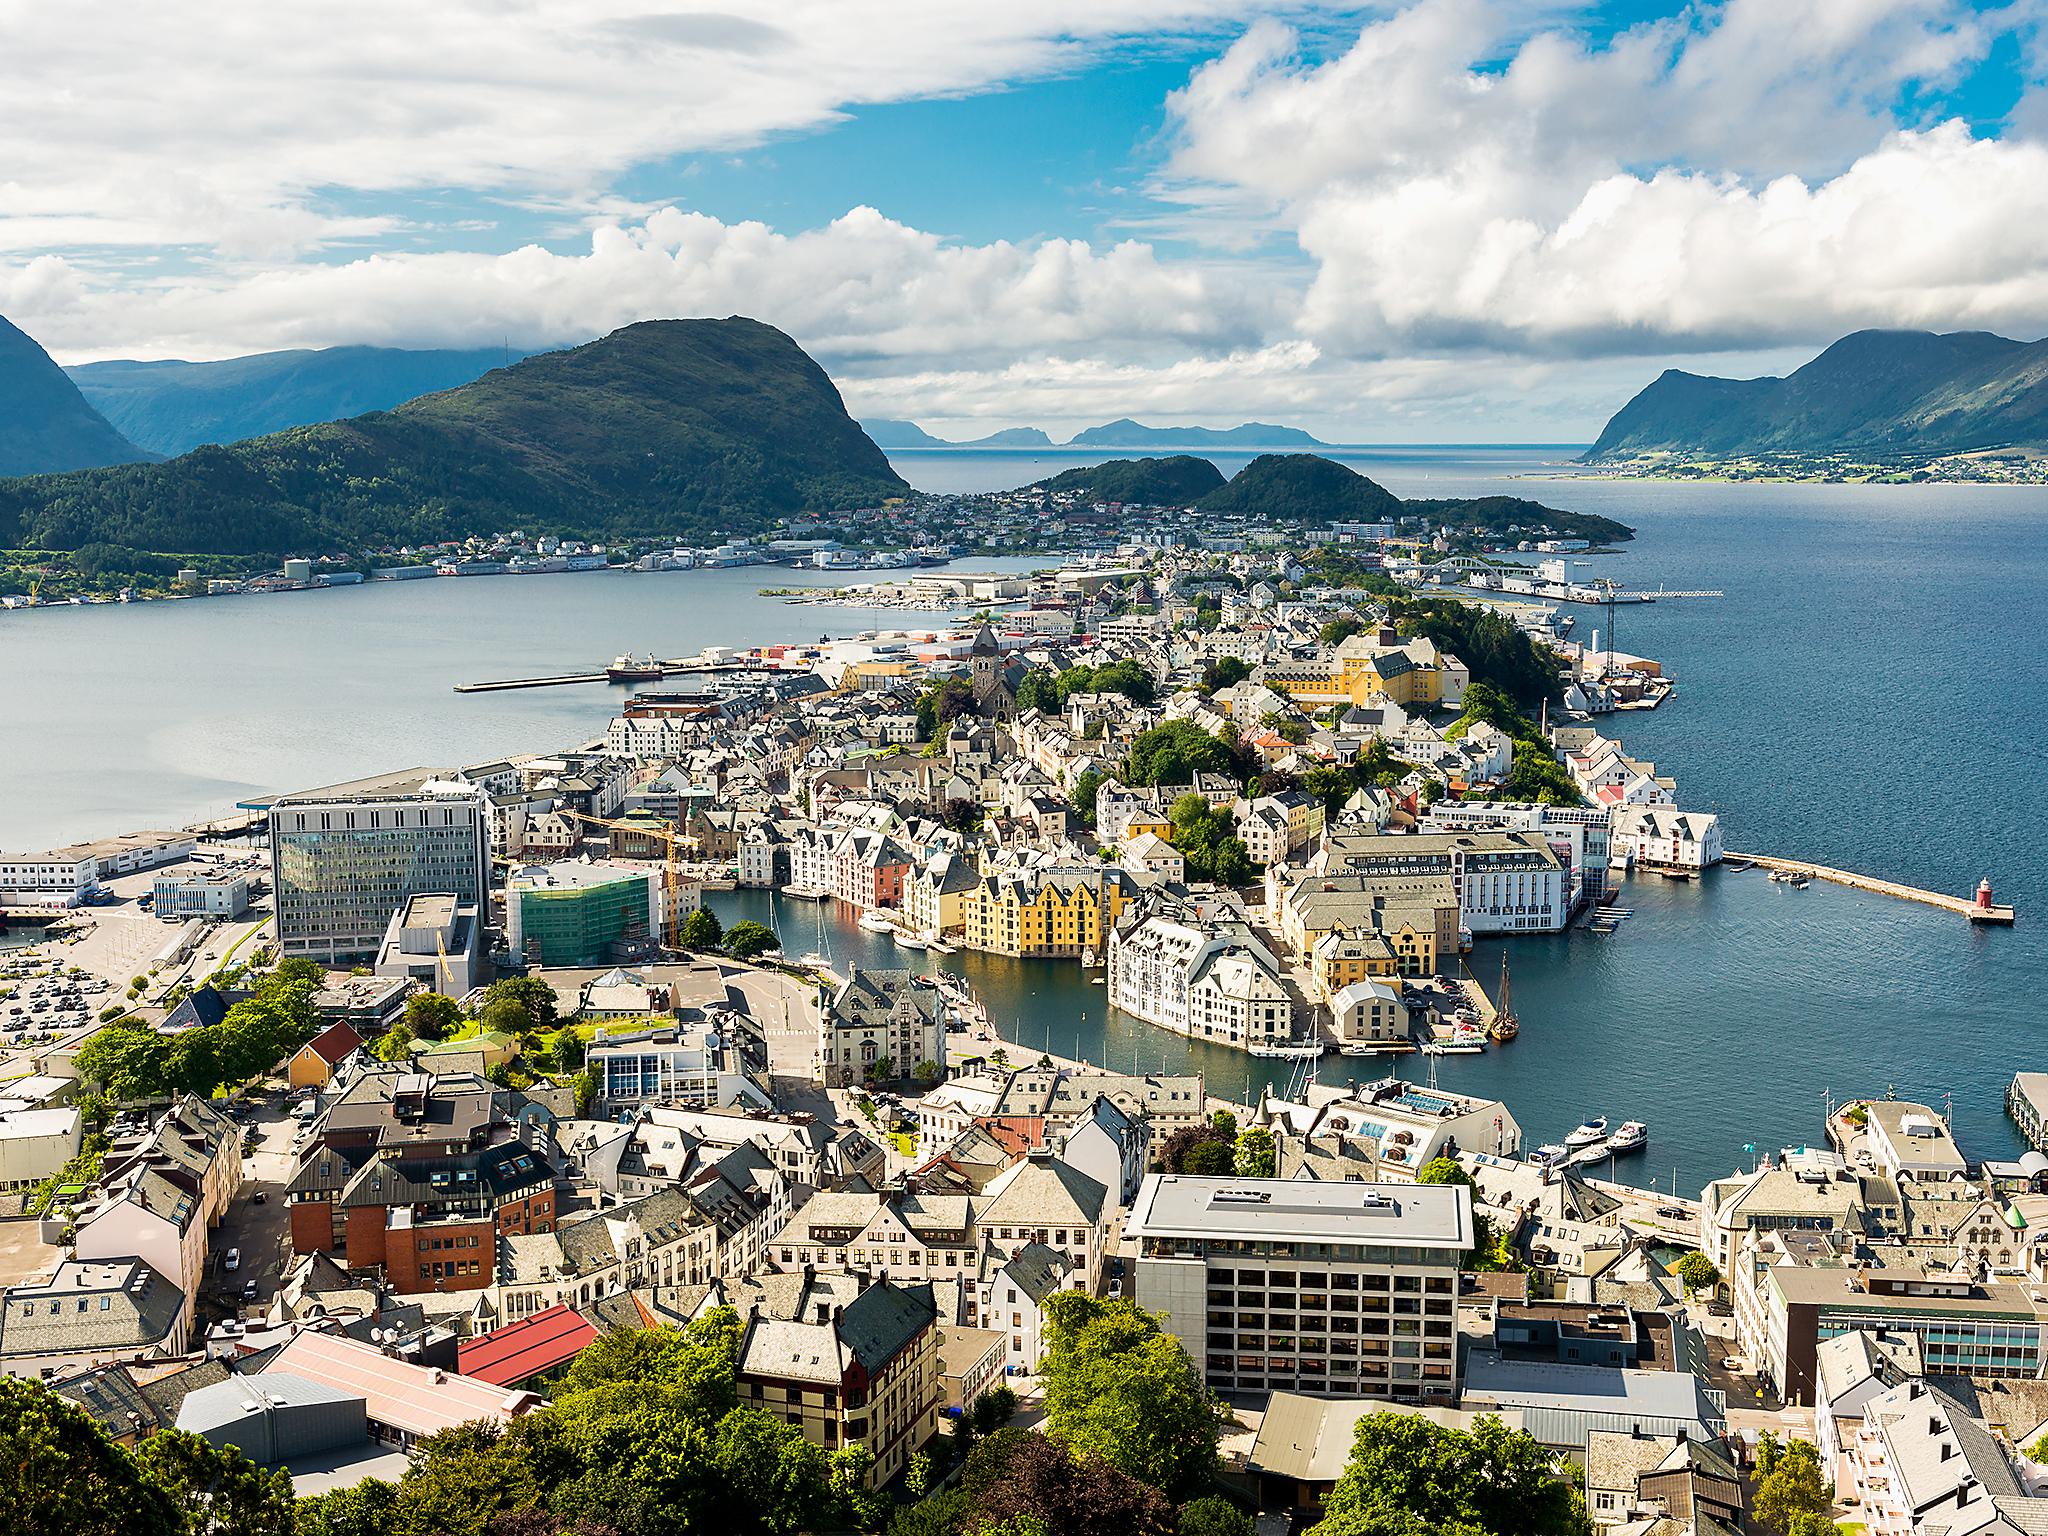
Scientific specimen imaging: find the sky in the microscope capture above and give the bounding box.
[4,0,2047,441]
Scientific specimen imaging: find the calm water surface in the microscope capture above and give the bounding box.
[4,447,2043,1191]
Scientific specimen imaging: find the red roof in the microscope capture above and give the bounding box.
[457,1304,599,1386]
[301,1022,364,1065]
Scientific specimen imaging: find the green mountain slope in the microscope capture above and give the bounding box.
[1197,453,1401,521]
[0,317,155,477]
[1585,329,2048,460]
[0,318,908,555]
[69,344,541,457]
[1032,456,1228,503]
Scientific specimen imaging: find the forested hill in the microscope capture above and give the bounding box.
[69,343,539,457]
[1585,329,2048,460]
[0,316,155,477]
[1031,456,1228,503]
[0,318,909,556]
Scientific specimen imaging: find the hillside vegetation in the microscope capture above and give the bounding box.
[1198,452,1401,521]
[1032,455,1227,503]
[0,319,907,555]
[1586,329,2048,460]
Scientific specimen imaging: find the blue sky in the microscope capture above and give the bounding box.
[4,1,2046,439]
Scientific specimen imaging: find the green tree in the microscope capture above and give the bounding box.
[404,991,464,1042]
[961,1427,1171,1536]
[479,976,560,1033]
[709,1408,834,1536]
[1125,722,1237,789]
[1039,1293,1219,1497]
[1752,1439,1834,1536]
[1069,769,1105,829]
[679,907,723,952]
[295,1478,399,1536]
[914,1058,942,1086]
[0,1376,179,1536]
[132,1429,297,1536]
[1308,1411,1585,1536]
[1234,1126,1275,1178]
[1673,1251,1720,1297]
[373,1022,415,1063]
[1014,669,1061,715]
[385,1420,535,1536]
[1319,616,1364,647]
[722,920,779,961]
[1182,1140,1233,1175]
[1179,1496,1254,1536]
[74,1020,171,1100]
[1416,1156,1467,1186]
[1199,657,1251,693]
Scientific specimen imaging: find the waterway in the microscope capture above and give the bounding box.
[4,446,2044,1192]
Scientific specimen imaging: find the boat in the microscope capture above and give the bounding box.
[1528,1144,1569,1170]
[1249,1040,1326,1060]
[1604,1120,1648,1155]
[893,932,927,952]
[1564,1116,1609,1149]
[922,936,956,955]
[607,653,665,683]
[857,910,895,934]
[1489,953,1520,1042]
[1081,946,1096,967]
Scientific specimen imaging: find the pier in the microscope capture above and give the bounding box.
[454,671,609,693]
[452,652,761,693]
[1729,853,2016,924]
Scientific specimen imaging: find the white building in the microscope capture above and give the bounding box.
[0,850,97,907]
[1331,979,1410,1050]
[1610,806,1723,872]
[151,870,250,920]
[1258,1078,1522,1178]
[0,1105,81,1192]
[1106,914,1296,1052]
[1127,1174,1472,1402]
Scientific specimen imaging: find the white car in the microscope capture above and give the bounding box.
[224,1248,241,1272]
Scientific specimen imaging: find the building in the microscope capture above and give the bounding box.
[374,893,482,995]
[261,1330,539,1449]
[1125,1174,1472,1402]
[977,1148,1112,1290]
[0,1258,189,1380]
[266,770,491,962]
[2008,1073,2048,1156]
[1331,979,1410,1050]
[980,1241,1080,1373]
[819,967,946,1088]
[1459,1352,1727,1450]
[0,1103,82,1192]
[1106,913,1297,1053]
[174,1372,367,1463]
[735,1275,941,1486]
[1850,1378,2027,1536]
[287,1022,365,1091]
[1610,806,1725,873]
[150,869,250,921]
[1,831,196,908]
[1583,1431,1743,1529]
[1314,829,1568,936]
[506,860,663,967]
[457,1304,601,1387]
[1247,1393,1524,1514]
[1259,1078,1523,1179]
[587,1019,771,1114]
[957,866,1133,960]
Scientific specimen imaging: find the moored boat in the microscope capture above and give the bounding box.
[857,910,895,934]
[1564,1116,1609,1149]
[1528,1144,1569,1170]
[607,652,665,682]
[1604,1120,1648,1154]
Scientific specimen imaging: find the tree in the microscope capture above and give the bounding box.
[1069,769,1105,829]
[1319,616,1364,647]
[373,1023,416,1063]
[961,1427,1173,1536]
[1038,1293,1220,1498]
[679,907,723,952]
[1014,669,1061,715]
[1416,1156,1469,1186]
[1179,1497,1254,1536]
[1752,1439,1834,1536]
[1182,1139,1233,1175]
[74,1020,171,1100]
[296,1478,399,1536]
[914,1058,942,1086]
[1308,1411,1584,1536]
[708,1408,834,1536]
[918,678,978,739]
[1673,1251,1720,1297]
[1234,1126,1275,1178]
[557,1312,741,1419]
[405,991,464,1042]
[132,1429,297,1536]
[722,921,779,961]
[939,798,982,833]
[1159,1120,1234,1175]
[480,976,559,1034]
[1199,657,1251,693]
[1125,722,1236,789]
[0,1376,179,1536]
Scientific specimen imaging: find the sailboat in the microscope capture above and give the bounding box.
[1489,953,1520,1042]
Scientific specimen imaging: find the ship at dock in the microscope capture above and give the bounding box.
[607,653,665,683]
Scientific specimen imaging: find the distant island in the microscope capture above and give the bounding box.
[1020,452,1632,544]
[860,416,1329,449]
[1583,328,2048,482]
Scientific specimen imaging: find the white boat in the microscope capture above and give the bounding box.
[922,936,956,954]
[1528,1144,1569,1169]
[1249,1040,1326,1060]
[1339,1042,1381,1056]
[1564,1116,1609,1149]
[1604,1120,1648,1155]
[893,932,927,952]
[857,910,895,934]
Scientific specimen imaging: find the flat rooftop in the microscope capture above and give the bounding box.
[1126,1174,1471,1249]
[243,767,467,809]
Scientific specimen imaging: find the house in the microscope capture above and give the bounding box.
[288,1022,365,1090]
[457,1303,600,1387]
[1583,1431,1743,1530]
[819,967,946,1088]
[976,1148,1111,1290]
[0,1258,189,1380]
[261,1329,540,1450]
[979,1240,1079,1372]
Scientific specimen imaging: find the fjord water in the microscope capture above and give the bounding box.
[2,446,2043,1187]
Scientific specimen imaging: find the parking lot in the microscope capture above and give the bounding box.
[0,952,114,1047]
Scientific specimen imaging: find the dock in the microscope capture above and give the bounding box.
[453,652,767,693]
[454,671,608,694]
[1729,853,2016,925]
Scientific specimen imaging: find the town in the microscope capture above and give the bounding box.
[1,532,2033,1536]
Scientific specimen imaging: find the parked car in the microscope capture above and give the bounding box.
[223,1248,241,1272]
[241,1280,259,1301]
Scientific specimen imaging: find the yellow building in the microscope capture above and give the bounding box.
[1278,873,1459,985]
[959,867,1132,959]
[1261,633,1453,710]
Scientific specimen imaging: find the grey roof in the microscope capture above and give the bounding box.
[989,1241,1072,1304]
[0,1258,185,1359]
[1460,1353,1719,1429]
[980,1154,1108,1229]
[1127,1173,1471,1249]
[176,1371,358,1435]
[52,1364,159,1436]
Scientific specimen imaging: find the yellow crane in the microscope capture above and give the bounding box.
[561,810,702,948]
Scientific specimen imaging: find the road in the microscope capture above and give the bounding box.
[200,1094,298,1323]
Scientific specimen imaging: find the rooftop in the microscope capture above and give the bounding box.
[1126,1174,1471,1249]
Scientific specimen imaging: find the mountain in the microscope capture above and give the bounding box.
[1585,329,2048,460]
[0,318,908,556]
[69,344,540,457]
[1197,453,1402,522]
[1031,456,1228,504]
[0,316,155,477]
[1066,418,1328,448]
[860,418,952,448]
[860,419,1056,448]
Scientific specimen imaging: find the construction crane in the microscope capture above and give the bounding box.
[561,810,703,948]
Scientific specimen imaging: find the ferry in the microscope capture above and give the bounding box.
[1604,1120,1648,1155]
[1565,1116,1609,1150]
[607,653,665,683]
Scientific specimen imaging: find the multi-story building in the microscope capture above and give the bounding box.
[266,770,491,962]
[1271,870,1460,985]
[0,1258,189,1380]
[1127,1174,1472,1402]
[957,866,1133,959]
[1610,806,1724,873]
[773,1188,979,1280]
[736,1275,941,1486]
[506,860,663,967]
[1256,1078,1522,1178]
[819,967,947,1088]
[1106,913,1297,1052]
[150,870,250,920]
[1313,829,1567,936]
[1848,1378,2026,1536]
[1419,801,1613,911]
